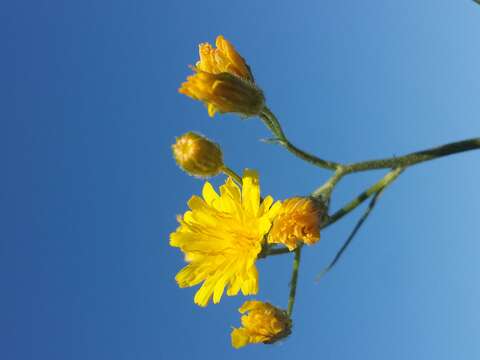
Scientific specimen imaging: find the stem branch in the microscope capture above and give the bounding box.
[316,187,385,282]
[325,167,404,228]
[260,107,479,175]
[312,166,347,200]
[287,246,302,316]
[221,166,242,184]
[260,107,341,170]
[344,138,480,173]
[265,247,291,257]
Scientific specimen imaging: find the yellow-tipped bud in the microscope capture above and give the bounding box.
[172,132,224,178]
[268,197,324,251]
[179,35,265,117]
[231,300,292,349]
[179,71,264,118]
[197,35,254,81]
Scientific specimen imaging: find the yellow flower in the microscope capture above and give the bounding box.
[231,300,292,349]
[172,132,224,178]
[196,35,253,81]
[179,35,265,117]
[170,170,281,307]
[268,197,323,251]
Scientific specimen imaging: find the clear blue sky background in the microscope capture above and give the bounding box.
[2,1,480,359]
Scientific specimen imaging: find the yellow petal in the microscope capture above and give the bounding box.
[202,182,219,205]
[207,103,217,117]
[231,328,249,349]
[242,169,260,216]
[194,278,216,307]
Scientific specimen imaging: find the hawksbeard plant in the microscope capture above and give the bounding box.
[170,35,480,349]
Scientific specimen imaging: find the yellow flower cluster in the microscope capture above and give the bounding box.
[171,35,325,348]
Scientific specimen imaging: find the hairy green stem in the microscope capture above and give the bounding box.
[260,107,340,170]
[261,108,479,174]
[260,107,286,140]
[316,187,386,282]
[264,247,292,257]
[325,167,404,228]
[344,138,480,173]
[311,166,346,200]
[284,140,340,171]
[287,246,302,316]
[221,166,242,184]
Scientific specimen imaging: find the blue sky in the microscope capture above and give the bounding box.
[2,1,480,359]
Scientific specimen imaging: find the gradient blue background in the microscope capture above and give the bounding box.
[2,1,480,359]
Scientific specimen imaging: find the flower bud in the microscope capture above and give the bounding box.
[179,71,264,117]
[268,197,324,251]
[196,35,254,82]
[172,132,224,178]
[179,35,265,118]
[231,300,292,349]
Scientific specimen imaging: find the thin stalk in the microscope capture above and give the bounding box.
[221,166,242,184]
[325,167,404,228]
[344,138,480,173]
[283,140,340,171]
[287,246,302,316]
[261,107,479,173]
[265,247,291,257]
[316,188,385,282]
[260,107,286,140]
[311,166,347,200]
[260,107,341,171]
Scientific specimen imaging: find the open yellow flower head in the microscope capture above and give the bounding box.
[179,35,264,117]
[231,300,292,349]
[172,132,224,178]
[268,197,323,251]
[170,170,281,307]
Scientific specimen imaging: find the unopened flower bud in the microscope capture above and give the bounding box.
[268,197,324,251]
[172,132,224,178]
[231,300,292,349]
[196,35,254,82]
[179,35,265,118]
[179,71,264,117]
